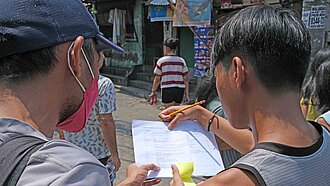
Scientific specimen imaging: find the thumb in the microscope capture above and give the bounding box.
[171,164,182,182]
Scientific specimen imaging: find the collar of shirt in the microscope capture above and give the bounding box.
[0,118,48,142]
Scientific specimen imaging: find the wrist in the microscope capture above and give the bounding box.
[118,179,132,186]
[196,107,214,128]
[193,106,204,121]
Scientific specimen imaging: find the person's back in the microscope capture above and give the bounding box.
[151,38,189,108]
[156,55,187,89]
[232,121,330,185]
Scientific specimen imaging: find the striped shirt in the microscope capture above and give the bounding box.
[154,56,189,89]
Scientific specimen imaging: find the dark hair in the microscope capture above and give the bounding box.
[0,38,95,86]
[212,5,311,93]
[195,77,217,107]
[301,48,330,105]
[315,60,330,114]
[164,38,179,50]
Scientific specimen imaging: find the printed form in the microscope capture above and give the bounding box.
[132,120,224,178]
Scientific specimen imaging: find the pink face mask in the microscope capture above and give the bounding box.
[56,43,98,132]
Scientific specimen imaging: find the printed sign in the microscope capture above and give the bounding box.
[193,26,214,77]
[309,5,326,29]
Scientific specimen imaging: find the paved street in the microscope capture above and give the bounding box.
[113,89,172,185]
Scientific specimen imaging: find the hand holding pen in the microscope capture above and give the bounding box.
[159,100,205,129]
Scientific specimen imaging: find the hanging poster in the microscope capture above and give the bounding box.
[173,0,211,27]
[150,5,173,22]
[193,26,214,77]
[309,5,326,29]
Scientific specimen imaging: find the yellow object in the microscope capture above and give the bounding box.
[176,162,196,186]
[300,98,321,121]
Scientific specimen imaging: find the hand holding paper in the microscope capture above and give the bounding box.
[175,162,196,186]
[132,120,224,178]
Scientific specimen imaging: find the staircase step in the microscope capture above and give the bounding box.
[102,73,126,86]
[101,66,130,76]
[135,72,154,82]
[129,80,153,91]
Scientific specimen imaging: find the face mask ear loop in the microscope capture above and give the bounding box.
[81,48,95,79]
[67,42,86,92]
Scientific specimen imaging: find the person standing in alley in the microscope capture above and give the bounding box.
[149,38,190,108]
[63,75,121,184]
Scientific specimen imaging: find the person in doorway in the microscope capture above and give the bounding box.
[160,5,330,185]
[63,75,121,184]
[314,60,330,130]
[0,0,160,185]
[149,38,189,108]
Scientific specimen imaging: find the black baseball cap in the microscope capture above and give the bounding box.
[0,0,124,59]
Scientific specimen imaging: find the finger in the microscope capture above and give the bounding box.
[142,164,160,171]
[114,165,120,172]
[143,178,161,186]
[159,110,173,121]
[168,113,184,130]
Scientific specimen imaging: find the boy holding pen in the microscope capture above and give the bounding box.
[161,5,330,186]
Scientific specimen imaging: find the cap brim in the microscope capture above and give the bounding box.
[95,34,124,53]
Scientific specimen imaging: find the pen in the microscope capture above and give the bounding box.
[167,100,206,117]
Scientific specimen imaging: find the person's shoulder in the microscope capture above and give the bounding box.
[178,56,186,62]
[21,140,110,185]
[98,75,114,88]
[99,75,114,84]
[35,139,104,169]
[206,168,258,185]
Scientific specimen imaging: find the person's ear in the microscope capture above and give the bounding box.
[69,36,85,77]
[232,57,246,89]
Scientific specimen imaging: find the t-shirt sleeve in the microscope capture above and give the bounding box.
[153,59,162,76]
[98,79,116,114]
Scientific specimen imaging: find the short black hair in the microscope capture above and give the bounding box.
[164,38,180,50]
[0,38,96,86]
[301,47,330,105]
[315,60,330,114]
[212,5,311,93]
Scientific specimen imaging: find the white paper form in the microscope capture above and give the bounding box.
[132,120,224,178]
